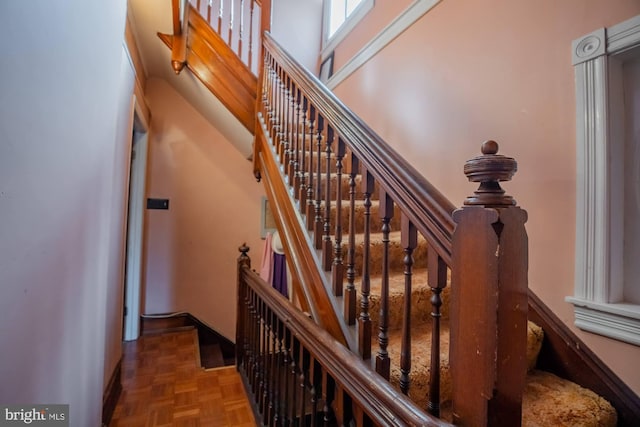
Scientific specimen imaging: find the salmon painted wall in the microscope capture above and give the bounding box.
[330,0,412,70]
[142,78,265,341]
[331,1,640,393]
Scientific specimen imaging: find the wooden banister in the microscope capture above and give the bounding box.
[254,33,530,426]
[237,246,452,427]
[261,32,456,265]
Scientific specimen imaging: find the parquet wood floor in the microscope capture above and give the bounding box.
[110,329,257,426]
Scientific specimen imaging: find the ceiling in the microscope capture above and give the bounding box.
[127,0,254,158]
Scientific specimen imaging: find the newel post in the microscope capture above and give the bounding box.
[450,141,528,426]
[236,244,251,368]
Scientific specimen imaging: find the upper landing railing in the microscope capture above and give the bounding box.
[189,0,270,75]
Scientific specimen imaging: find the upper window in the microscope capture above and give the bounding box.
[328,0,366,38]
[321,0,374,56]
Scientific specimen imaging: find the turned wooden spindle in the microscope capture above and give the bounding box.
[463,140,517,207]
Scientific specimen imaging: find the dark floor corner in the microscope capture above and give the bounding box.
[140,313,236,370]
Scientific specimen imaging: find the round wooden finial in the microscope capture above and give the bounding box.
[172,60,185,75]
[481,140,499,155]
[238,243,250,255]
[463,141,517,207]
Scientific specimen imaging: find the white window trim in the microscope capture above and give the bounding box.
[321,0,374,61]
[325,0,441,89]
[566,14,640,347]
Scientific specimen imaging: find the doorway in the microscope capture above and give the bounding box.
[123,108,149,341]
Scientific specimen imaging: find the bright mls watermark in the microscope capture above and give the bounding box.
[1,405,68,426]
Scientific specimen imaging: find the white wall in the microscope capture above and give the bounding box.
[103,45,137,387]
[0,1,128,425]
[271,0,323,72]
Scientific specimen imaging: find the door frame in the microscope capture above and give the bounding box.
[123,96,149,341]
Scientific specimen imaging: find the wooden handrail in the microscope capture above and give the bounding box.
[255,31,530,425]
[237,246,452,427]
[262,32,456,265]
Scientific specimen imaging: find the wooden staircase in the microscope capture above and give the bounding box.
[160,2,640,425]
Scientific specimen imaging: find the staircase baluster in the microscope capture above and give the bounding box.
[272,315,282,426]
[298,96,309,209]
[259,299,268,418]
[282,76,291,176]
[228,0,234,46]
[332,137,345,295]
[261,304,271,424]
[298,345,307,425]
[269,64,277,149]
[288,338,299,425]
[251,288,260,396]
[344,154,359,325]
[251,294,260,396]
[400,216,417,396]
[269,64,279,145]
[309,358,318,427]
[263,53,272,117]
[293,87,302,198]
[375,191,393,380]
[270,311,278,427]
[244,285,253,387]
[248,0,254,71]
[217,0,223,34]
[281,328,290,426]
[322,373,335,426]
[321,126,334,266]
[305,104,317,231]
[278,68,286,162]
[314,115,325,249]
[238,0,244,61]
[427,249,447,418]
[358,168,374,359]
[206,0,212,25]
[261,53,270,121]
[286,78,296,184]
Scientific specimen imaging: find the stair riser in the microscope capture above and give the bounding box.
[307,173,380,202]
[341,236,429,278]
[327,201,402,235]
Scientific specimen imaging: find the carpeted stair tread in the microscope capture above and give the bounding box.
[303,172,380,201]
[386,320,545,410]
[367,268,429,330]
[327,199,402,235]
[339,231,429,277]
[282,112,619,426]
[522,370,617,427]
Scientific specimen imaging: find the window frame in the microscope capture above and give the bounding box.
[566,14,640,346]
[320,0,374,61]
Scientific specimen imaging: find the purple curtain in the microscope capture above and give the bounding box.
[272,253,288,298]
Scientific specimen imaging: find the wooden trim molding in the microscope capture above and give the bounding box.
[124,14,151,126]
[327,0,441,89]
[101,358,122,427]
